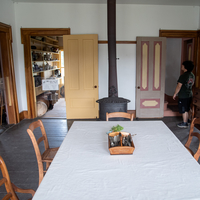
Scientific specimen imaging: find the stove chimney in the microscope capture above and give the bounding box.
[107,0,118,97]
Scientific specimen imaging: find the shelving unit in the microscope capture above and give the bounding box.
[30,36,62,117]
[31,36,61,88]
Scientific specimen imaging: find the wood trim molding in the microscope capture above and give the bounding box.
[0,22,19,124]
[196,30,200,89]
[159,30,198,38]
[98,40,136,44]
[21,28,71,119]
[19,110,28,121]
[0,22,13,43]
[21,28,71,44]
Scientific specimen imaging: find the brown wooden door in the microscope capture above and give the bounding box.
[0,23,19,124]
[136,37,166,118]
[182,38,194,62]
[63,34,99,119]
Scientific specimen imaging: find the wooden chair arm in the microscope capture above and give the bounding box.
[11,183,35,196]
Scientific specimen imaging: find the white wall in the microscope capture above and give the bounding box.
[0,0,15,25]
[199,6,200,29]
[11,3,200,111]
[165,38,182,96]
[0,0,24,111]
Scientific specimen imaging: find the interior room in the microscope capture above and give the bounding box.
[1,0,200,199]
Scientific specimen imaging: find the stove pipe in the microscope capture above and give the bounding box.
[96,0,130,121]
[108,0,118,97]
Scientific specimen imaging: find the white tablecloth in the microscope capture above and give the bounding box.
[33,121,200,200]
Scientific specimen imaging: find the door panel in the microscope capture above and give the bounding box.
[182,38,194,63]
[0,31,18,124]
[63,34,98,119]
[136,37,166,118]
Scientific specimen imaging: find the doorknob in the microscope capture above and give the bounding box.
[94,85,97,88]
[137,86,140,89]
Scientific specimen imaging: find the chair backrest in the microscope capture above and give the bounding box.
[185,117,200,161]
[27,119,48,185]
[106,112,134,121]
[0,156,19,200]
[185,118,200,147]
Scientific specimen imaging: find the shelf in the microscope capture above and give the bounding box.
[31,49,59,54]
[44,36,58,43]
[31,35,61,99]
[33,60,60,62]
[35,85,42,88]
[56,76,62,79]
[33,72,40,76]
[31,38,59,48]
[44,60,60,62]
[43,68,58,72]
[33,68,58,75]
[32,60,43,62]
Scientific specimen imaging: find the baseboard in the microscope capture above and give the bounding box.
[19,110,28,121]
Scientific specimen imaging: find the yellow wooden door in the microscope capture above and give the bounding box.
[63,34,98,119]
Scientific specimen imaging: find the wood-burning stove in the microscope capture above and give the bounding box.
[96,0,130,120]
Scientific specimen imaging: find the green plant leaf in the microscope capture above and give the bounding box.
[110,124,124,132]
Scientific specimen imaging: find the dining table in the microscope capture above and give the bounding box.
[32,121,200,200]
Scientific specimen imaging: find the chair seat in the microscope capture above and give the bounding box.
[41,147,59,162]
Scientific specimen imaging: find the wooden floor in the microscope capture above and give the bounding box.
[0,117,199,199]
[41,97,180,118]
[42,98,66,118]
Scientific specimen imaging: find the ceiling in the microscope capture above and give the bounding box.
[11,0,200,6]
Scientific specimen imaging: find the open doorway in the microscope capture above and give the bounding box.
[41,48,66,118]
[30,35,66,119]
[164,38,194,116]
[21,28,70,119]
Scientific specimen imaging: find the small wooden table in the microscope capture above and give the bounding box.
[33,121,200,200]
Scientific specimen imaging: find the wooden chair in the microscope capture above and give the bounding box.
[185,117,200,161]
[27,119,59,185]
[106,112,134,121]
[0,156,35,200]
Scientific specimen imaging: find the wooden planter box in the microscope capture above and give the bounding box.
[108,132,135,155]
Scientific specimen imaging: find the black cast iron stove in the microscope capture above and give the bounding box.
[96,0,130,120]
[97,97,130,121]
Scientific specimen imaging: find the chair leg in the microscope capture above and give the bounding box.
[46,162,50,170]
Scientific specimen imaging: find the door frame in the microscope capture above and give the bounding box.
[0,22,19,124]
[21,28,70,119]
